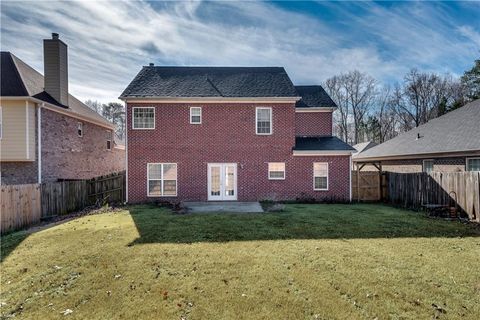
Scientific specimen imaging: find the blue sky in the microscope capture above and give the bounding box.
[1,1,479,103]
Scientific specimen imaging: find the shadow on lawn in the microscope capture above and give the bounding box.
[0,231,30,262]
[128,204,480,245]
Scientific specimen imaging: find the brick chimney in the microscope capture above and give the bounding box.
[43,33,68,106]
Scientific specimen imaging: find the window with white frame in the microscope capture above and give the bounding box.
[133,107,155,129]
[0,106,2,139]
[423,160,434,173]
[313,162,328,190]
[268,162,285,180]
[466,158,480,171]
[190,107,202,124]
[147,163,177,196]
[77,122,83,137]
[256,107,272,135]
[106,130,112,150]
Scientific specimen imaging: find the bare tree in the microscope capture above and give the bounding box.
[324,76,350,143]
[375,86,398,143]
[84,99,103,114]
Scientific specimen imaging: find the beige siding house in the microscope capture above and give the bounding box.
[0,33,125,184]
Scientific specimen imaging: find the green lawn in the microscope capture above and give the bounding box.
[1,204,479,319]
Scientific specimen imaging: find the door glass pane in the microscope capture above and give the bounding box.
[225,165,235,196]
[211,166,221,196]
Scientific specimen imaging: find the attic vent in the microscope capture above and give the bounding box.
[416,133,422,140]
[149,63,154,67]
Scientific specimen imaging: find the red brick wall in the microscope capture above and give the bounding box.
[127,103,350,202]
[295,112,332,136]
[42,108,125,182]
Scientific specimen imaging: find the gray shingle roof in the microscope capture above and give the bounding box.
[356,99,480,160]
[120,66,299,98]
[352,141,377,158]
[294,136,355,151]
[1,52,113,127]
[294,85,337,108]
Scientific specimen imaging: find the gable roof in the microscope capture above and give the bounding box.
[294,136,355,152]
[356,99,480,161]
[1,52,114,128]
[120,66,299,99]
[294,85,337,108]
[352,141,377,157]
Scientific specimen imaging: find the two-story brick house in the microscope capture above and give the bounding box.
[120,66,354,203]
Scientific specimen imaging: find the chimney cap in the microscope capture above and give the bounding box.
[52,33,59,40]
[149,63,154,67]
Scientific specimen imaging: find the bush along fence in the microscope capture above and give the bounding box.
[1,171,125,234]
[386,171,480,222]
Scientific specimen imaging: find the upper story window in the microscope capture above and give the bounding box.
[313,162,328,191]
[147,163,177,196]
[268,162,285,180]
[106,130,112,150]
[190,107,202,124]
[77,122,83,137]
[423,160,434,173]
[133,107,155,129]
[256,107,272,135]
[466,158,480,171]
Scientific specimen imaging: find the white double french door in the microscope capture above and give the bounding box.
[207,163,237,201]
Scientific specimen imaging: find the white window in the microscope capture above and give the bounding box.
[268,162,285,180]
[423,160,434,173]
[313,162,328,191]
[0,106,2,139]
[77,122,83,137]
[147,163,177,196]
[190,107,202,124]
[133,107,155,129]
[256,107,272,135]
[106,130,112,150]
[466,158,480,171]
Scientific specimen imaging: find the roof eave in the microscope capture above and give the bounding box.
[293,150,354,156]
[354,149,480,162]
[119,96,302,103]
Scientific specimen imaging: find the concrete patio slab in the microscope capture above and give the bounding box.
[182,201,264,213]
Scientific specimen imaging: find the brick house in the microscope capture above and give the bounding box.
[0,34,125,185]
[120,66,354,203]
[354,99,480,173]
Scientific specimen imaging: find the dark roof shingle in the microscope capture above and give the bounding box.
[294,136,355,151]
[294,85,337,108]
[1,52,29,96]
[120,66,299,98]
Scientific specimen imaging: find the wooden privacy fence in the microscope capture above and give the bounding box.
[352,171,387,201]
[1,184,42,234]
[387,172,480,222]
[1,171,125,234]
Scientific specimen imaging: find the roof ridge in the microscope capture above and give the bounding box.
[6,52,30,96]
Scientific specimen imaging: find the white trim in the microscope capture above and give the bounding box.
[125,102,128,203]
[466,157,480,171]
[349,155,352,202]
[313,162,329,191]
[207,163,238,201]
[120,97,301,103]
[0,106,2,140]
[189,106,202,124]
[0,96,115,129]
[37,104,42,183]
[422,159,434,173]
[77,121,83,137]
[25,101,29,159]
[293,150,353,156]
[355,150,480,162]
[295,107,335,113]
[268,162,286,180]
[132,106,155,130]
[255,107,272,135]
[106,130,112,151]
[147,163,178,197]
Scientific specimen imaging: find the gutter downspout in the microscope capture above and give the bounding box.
[349,155,352,202]
[37,103,43,183]
[125,102,128,204]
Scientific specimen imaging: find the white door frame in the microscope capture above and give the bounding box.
[207,163,237,201]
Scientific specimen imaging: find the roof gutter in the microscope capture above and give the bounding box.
[119,96,302,104]
[354,150,480,162]
[295,107,336,113]
[293,150,354,156]
[1,96,115,130]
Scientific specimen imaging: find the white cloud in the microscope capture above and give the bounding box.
[0,0,478,103]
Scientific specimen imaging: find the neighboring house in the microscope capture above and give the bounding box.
[352,141,377,158]
[354,99,480,173]
[120,66,355,203]
[0,33,125,185]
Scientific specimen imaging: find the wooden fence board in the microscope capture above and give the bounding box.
[1,184,41,234]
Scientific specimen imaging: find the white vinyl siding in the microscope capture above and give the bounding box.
[190,107,202,124]
[147,163,177,196]
[466,158,480,171]
[313,162,328,190]
[268,162,285,180]
[0,106,2,139]
[423,159,434,173]
[133,107,155,129]
[256,107,272,135]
